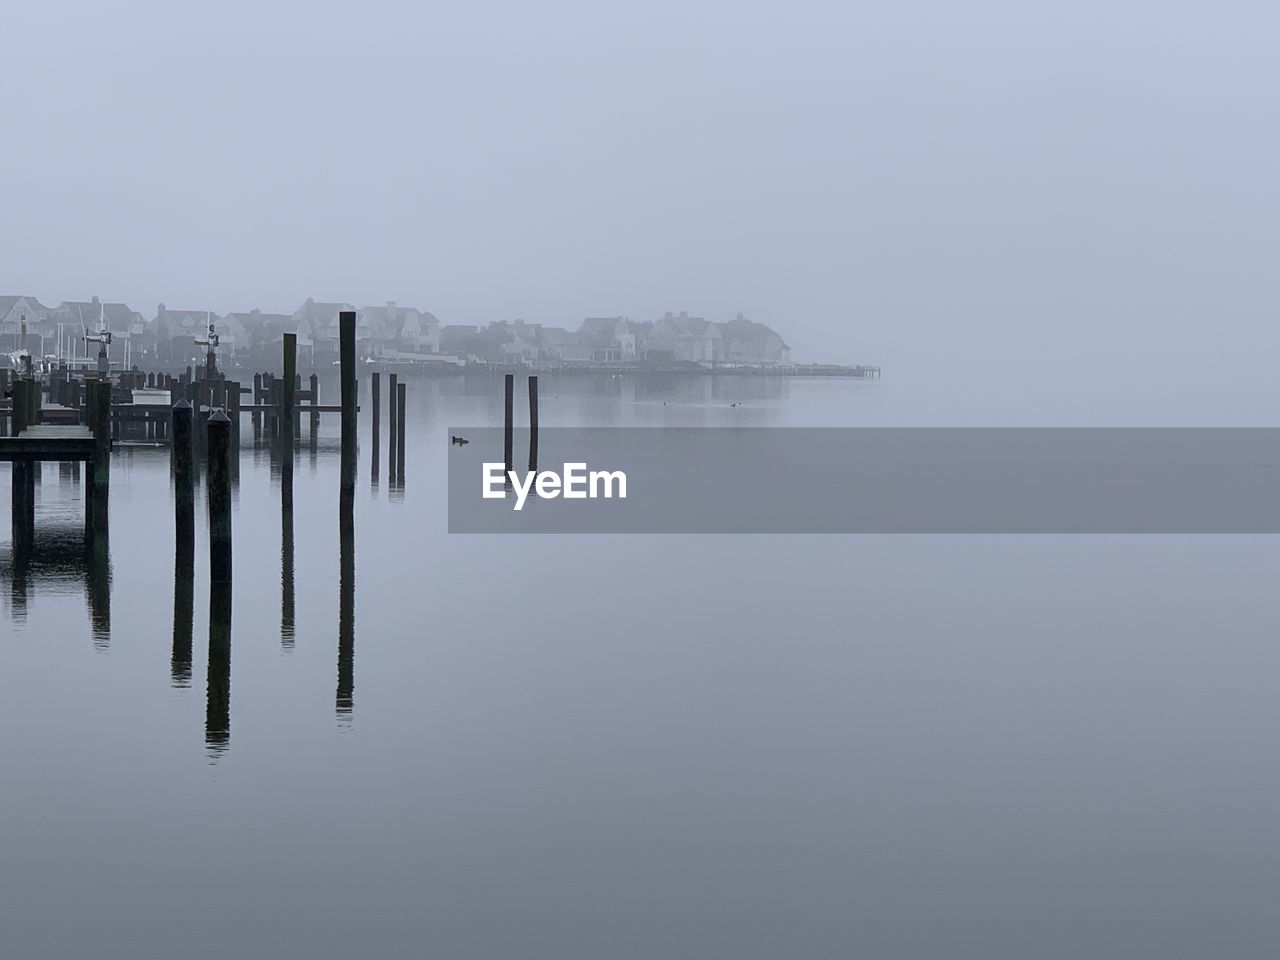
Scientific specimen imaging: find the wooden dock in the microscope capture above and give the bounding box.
[0,425,95,461]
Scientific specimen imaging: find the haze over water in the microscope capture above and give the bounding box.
[1,371,1278,958]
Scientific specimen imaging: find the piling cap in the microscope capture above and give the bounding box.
[209,411,232,424]
[173,399,193,410]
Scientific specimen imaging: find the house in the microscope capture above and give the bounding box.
[537,326,586,362]
[577,316,652,362]
[52,297,148,366]
[154,304,224,361]
[440,324,494,361]
[358,301,441,354]
[647,311,722,363]
[716,313,791,364]
[0,296,52,353]
[225,309,294,355]
[292,298,358,356]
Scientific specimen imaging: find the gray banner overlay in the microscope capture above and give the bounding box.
[448,428,1280,533]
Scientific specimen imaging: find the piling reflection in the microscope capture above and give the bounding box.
[336,489,355,722]
[1,516,111,645]
[171,529,193,686]
[205,411,234,757]
[206,575,232,757]
[172,398,195,683]
[280,440,295,647]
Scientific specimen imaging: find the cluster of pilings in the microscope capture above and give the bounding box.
[164,312,364,753]
[5,312,387,751]
[370,370,408,491]
[503,373,540,474]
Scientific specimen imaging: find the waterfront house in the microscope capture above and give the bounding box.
[358,302,441,354]
[52,297,148,366]
[648,311,722,363]
[716,313,791,364]
[0,296,52,353]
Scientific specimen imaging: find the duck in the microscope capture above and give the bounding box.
[451,435,469,445]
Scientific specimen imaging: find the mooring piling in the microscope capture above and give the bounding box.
[504,373,514,475]
[282,333,297,448]
[371,370,381,486]
[396,381,406,482]
[528,375,539,473]
[308,373,319,445]
[86,381,111,536]
[387,372,398,481]
[207,411,233,586]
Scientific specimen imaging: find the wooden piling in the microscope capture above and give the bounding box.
[309,373,319,443]
[396,381,406,481]
[504,373,514,475]
[86,381,111,535]
[528,375,539,473]
[282,333,297,448]
[388,372,398,480]
[339,311,357,496]
[252,373,263,437]
[207,411,233,586]
[371,371,381,484]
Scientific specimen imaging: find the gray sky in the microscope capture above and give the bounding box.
[3,0,1277,372]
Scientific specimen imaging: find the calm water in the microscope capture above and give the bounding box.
[2,371,1279,958]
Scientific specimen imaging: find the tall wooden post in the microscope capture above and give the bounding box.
[282,333,297,450]
[339,311,357,498]
[504,373,514,475]
[528,375,539,473]
[387,372,398,481]
[207,411,233,586]
[10,378,34,561]
[371,370,381,486]
[337,312,357,716]
[308,372,319,445]
[86,380,111,535]
[251,373,263,439]
[396,380,406,482]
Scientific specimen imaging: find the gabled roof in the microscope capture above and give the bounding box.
[56,300,140,331]
[225,310,292,331]
[718,314,789,349]
[293,298,356,322]
[0,295,49,317]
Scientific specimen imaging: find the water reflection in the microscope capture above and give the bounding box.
[280,440,295,647]
[171,526,193,686]
[4,461,111,644]
[337,491,355,723]
[206,575,232,757]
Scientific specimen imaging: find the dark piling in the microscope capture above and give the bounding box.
[86,381,111,537]
[528,375,539,473]
[340,311,357,498]
[387,372,398,481]
[371,370,381,486]
[504,373,514,475]
[396,381,406,482]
